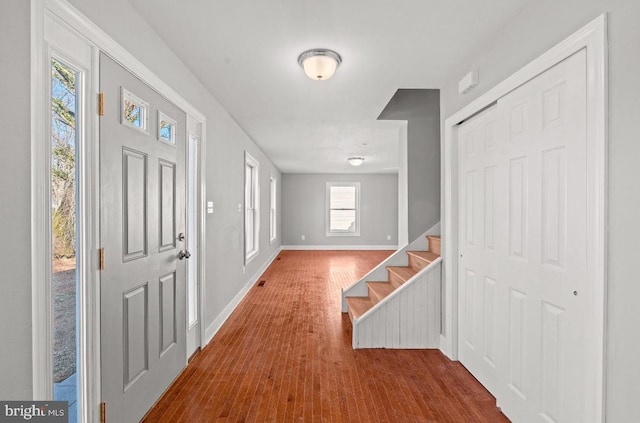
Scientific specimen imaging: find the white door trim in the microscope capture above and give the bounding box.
[31,0,208,420]
[440,13,607,421]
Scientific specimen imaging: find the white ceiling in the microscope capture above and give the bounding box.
[129,0,530,173]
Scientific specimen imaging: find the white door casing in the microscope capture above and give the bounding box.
[100,52,187,422]
[458,50,594,422]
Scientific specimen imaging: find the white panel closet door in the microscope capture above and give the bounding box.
[458,105,500,398]
[495,49,588,422]
[459,49,589,423]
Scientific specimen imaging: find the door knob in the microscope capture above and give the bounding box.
[178,250,191,260]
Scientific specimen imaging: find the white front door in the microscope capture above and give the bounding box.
[459,49,590,422]
[99,52,187,422]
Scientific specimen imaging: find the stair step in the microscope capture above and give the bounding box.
[407,250,439,271]
[346,296,374,321]
[367,281,396,304]
[387,266,418,288]
[426,235,441,256]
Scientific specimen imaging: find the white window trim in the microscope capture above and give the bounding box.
[326,182,361,237]
[244,152,260,263]
[269,175,277,244]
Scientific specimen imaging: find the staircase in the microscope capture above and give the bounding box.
[342,234,442,349]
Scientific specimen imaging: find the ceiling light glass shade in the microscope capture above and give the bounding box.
[348,156,365,166]
[298,49,342,81]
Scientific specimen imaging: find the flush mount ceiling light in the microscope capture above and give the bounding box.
[297,49,342,81]
[348,156,365,167]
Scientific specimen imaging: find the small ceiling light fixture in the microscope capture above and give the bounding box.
[297,49,342,81]
[348,156,365,167]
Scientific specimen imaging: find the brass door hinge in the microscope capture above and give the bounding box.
[98,92,105,116]
[99,248,105,270]
[100,402,106,423]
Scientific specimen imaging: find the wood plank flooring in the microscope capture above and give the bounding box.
[143,250,509,422]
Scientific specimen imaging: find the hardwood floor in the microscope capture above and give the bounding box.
[143,250,508,422]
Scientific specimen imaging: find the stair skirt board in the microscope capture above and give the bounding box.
[351,261,441,349]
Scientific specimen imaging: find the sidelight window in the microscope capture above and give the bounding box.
[50,57,81,421]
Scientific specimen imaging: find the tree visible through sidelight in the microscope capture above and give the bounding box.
[50,57,79,419]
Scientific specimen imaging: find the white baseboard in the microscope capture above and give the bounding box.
[281,245,398,251]
[204,248,282,345]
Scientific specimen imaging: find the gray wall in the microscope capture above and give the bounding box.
[0,0,32,400]
[378,89,440,242]
[0,0,281,399]
[440,1,640,420]
[282,173,398,246]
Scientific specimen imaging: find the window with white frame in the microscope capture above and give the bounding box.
[244,153,260,261]
[269,176,277,243]
[327,182,360,236]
